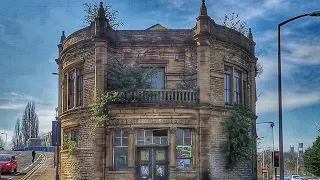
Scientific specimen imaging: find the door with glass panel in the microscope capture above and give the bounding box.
[137,147,168,180]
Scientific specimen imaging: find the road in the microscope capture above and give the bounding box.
[0,151,42,180]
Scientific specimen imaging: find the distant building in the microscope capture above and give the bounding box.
[27,138,43,147]
[43,131,52,146]
[290,145,294,153]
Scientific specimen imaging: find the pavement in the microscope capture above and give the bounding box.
[23,152,56,180]
[0,151,56,180]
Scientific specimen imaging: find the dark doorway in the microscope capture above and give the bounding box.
[136,147,168,180]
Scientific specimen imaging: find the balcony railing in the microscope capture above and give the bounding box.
[112,89,199,104]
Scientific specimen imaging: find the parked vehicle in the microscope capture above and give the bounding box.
[300,177,308,180]
[288,175,301,180]
[0,154,17,174]
[0,164,2,178]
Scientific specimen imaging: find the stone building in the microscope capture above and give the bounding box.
[55,1,258,180]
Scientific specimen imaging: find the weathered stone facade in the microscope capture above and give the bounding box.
[55,1,257,180]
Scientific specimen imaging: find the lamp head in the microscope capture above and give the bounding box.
[310,11,320,17]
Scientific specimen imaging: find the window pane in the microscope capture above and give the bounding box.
[140,150,150,161]
[114,147,128,170]
[146,68,165,89]
[114,130,121,138]
[137,130,144,145]
[114,138,121,146]
[176,146,192,158]
[140,165,149,176]
[160,137,168,145]
[175,129,183,145]
[156,150,166,161]
[176,159,192,170]
[68,70,75,109]
[153,136,160,145]
[184,129,191,138]
[122,137,128,146]
[156,165,165,176]
[122,130,129,138]
[184,137,191,146]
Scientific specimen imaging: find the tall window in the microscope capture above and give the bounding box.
[113,129,129,170]
[224,66,232,104]
[175,128,192,170]
[77,69,84,106]
[243,73,248,107]
[234,70,241,104]
[70,130,78,146]
[145,67,165,89]
[68,70,75,109]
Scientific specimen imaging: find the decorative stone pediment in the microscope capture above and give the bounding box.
[146,24,169,31]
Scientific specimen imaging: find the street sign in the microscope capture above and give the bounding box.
[52,121,61,146]
[261,169,269,173]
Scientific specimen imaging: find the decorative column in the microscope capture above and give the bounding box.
[128,128,135,170]
[105,129,112,170]
[169,127,176,170]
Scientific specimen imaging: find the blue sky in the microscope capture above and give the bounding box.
[0,0,319,151]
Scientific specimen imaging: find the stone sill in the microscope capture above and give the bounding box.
[105,170,134,174]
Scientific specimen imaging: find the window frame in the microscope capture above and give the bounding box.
[67,70,75,109]
[224,66,232,104]
[76,69,84,106]
[233,69,242,104]
[113,129,129,170]
[140,65,166,89]
[175,128,192,171]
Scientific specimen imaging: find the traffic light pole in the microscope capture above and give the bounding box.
[275,168,277,179]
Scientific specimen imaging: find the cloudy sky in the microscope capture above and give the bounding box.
[0,0,319,151]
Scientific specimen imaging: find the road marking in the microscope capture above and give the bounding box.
[20,153,47,180]
[8,154,45,180]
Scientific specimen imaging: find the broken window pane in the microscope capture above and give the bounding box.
[114,147,128,170]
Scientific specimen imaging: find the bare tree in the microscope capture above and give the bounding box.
[0,136,4,149]
[221,12,247,34]
[83,1,123,29]
[11,118,24,149]
[21,101,39,146]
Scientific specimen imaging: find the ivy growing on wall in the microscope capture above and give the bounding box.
[89,58,158,124]
[63,134,77,155]
[220,104,254,170]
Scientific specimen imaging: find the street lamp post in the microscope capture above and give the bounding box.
[0,133,8,149]
[278,11,320,180]
[256,122,275,177]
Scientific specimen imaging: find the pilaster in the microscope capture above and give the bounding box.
[169,127,177,170]
[94,38,108,97]
[196,38,211,104]
[128,128,135,170]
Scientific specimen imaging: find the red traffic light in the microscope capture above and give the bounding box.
[275,152,279,157]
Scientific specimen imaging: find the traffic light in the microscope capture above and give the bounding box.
[273,151,279,167]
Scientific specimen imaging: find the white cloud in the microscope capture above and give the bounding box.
[283,42,320,65]
[0,92,37,110]
[257,87,320,114]
[37,107,56,133]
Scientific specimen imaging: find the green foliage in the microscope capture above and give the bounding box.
[83,1,123,29]
[221,13,247,34]
[303,137,320,176]
[90,58,158,124]
[220,104,254,169]
[63,134,77,155]
[107,58,158,91]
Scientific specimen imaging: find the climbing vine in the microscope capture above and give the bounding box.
[63,134,77,155]
[220,104,254,170]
